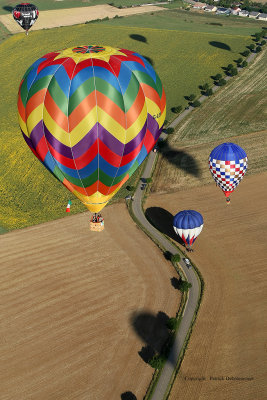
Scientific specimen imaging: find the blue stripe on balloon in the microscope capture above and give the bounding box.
[52,65,71,97]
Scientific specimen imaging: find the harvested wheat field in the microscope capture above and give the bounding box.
[145,172,267,400]
[0,203,180,400]
[0,4,162,33]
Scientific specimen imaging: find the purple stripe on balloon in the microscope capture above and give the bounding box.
[72,124,98,158]
[22,130,34,149]
[98,123,124,156]
[43,123,73,158]
[124,122,147,155]
[147,114,159,138]
[30,120,44,149]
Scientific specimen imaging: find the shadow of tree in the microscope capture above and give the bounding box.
[121,392,137,400]
[138,345,155,363]
[209,41,231,51]
[157,141,200,177]
[131,311,170,356]
[145,207,184,245]
[171,276,180,290]
[2,6,13,12]
[130,33,147,43]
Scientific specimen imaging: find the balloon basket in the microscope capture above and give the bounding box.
[90,221,104,232]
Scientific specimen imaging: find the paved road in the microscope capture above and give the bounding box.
[131,155,200,400]
[129,49,259,399]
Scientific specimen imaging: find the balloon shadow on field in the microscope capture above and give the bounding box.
[129,33,147,44]
[145,206,184,245]
[171,276,180,290]
[209,41,231,51]
[157,142,200,177]
[2,6,13,12]
[131,311,173,364]
[121,392,137,400]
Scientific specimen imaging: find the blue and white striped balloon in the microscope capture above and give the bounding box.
[173,210,203,248]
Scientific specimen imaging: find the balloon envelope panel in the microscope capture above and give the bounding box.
[13,3,39,31]
[209,142,248,197]
[18,45,166,212]
[173,210,203,246]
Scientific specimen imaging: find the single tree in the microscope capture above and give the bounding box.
[188,93,196,102]
[206,88,213,96]
[242,50,250,57]
[236,57,243,65]
[126,185,134,191]
[230,67,238,76]
[241,60,248,68]
[214,73,222,81]
[166,127,174,134]
[248,43,255,51]
[172,106,183,114]
[146,177,152,183]
[149,354,166,370]
[218,78,227,86]
[254,33,261,42]
[261,40,266,46]
[171,254,181,263]
[167,317,178,331]
[227,63,233,70]
[255,46,262,53]
[178,280,192,292]
[192,100,201,108]
[202,83,209,91]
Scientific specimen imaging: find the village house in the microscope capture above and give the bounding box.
[258,13,267,21]
[239,10,249,17]
[216,7,231,15]
[193,2,207,9]
[231,6,241,15]
[249,11,260,18]
[205,5,217,12]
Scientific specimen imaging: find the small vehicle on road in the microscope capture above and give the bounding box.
[183,258,191,268]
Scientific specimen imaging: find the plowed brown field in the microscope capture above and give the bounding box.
[0,204,180,400]
[145,172,267,400]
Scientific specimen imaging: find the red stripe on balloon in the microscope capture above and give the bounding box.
[143,129,155,153]
[126,87,145,127]
[35,136,48,162]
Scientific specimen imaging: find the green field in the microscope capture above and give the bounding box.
[0,0,170,14]
[152,48,267,194]
[0,13,256,231]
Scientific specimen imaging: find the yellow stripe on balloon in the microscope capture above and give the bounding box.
[125,103,147,144]
[96,107,126,143]
[26,103,44,136]
[69,106,98,142]
[18,113,29,137]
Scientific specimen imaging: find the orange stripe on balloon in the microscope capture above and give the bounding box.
[18,92,26,122]
[68,92,96,131]
[141,83,160,107]
[126,87,145,127]
[25,88,47,118]
[160,88,166,113]
[44,91,69,132]
[96,92,126,128]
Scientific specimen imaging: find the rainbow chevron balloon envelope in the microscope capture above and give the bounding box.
[18,45,166,213]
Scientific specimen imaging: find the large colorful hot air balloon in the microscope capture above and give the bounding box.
[173,210,203,251]
[209,142,248,204]
[18,45,166,214]
[13,3,39,35]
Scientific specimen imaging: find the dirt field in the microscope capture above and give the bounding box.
[0,4,162,33]
[0,204,180,400]
[145,172,267,400]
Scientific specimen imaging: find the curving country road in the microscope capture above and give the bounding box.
[131,145,201,400]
